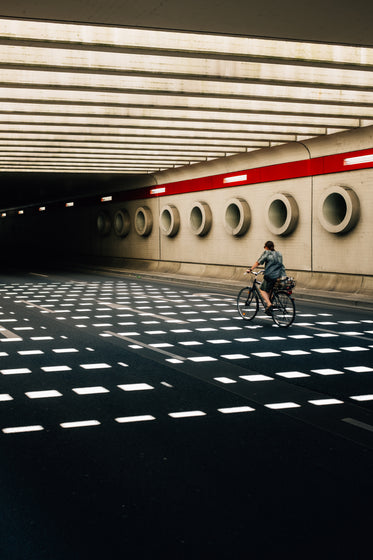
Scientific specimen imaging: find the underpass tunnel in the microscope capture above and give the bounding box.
[0,5,372,559]
[1,127,372,299]
[0,4,372,294]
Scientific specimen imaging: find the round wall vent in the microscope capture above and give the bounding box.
[96,212,111,236]
[189,201,212,236]
[113,209,130,238]
[265,193,299,236]
[134,206,153,237]
[317,186,360,234]
[224,197,251,237]
[160,204,180,237]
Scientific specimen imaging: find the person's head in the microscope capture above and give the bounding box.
[264,240,275,251]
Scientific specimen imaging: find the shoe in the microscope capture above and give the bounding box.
[265,305,274,315]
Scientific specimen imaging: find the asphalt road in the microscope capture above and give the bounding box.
[0,269,372,559]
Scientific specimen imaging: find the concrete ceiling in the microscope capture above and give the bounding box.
[1,0,373,47]
[0,1,373,206]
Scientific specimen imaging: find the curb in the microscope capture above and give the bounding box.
[70,264,373,312]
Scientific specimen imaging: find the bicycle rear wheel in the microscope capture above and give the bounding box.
[237,287,259,321]
[271,291,295,327]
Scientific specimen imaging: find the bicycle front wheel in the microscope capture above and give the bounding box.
[271,291,295,327]
[237,287,259,321]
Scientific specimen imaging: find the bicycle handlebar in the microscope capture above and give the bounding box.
[244,269,264,276]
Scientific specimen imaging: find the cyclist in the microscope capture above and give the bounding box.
[246,240,286,315]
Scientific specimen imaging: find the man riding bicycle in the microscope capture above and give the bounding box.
[246,240,286,315]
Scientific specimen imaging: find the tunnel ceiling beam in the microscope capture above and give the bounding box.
[0,18,372,175]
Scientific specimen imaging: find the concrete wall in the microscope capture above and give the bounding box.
[1,126,372,292]
[311,168,371,275]
[83,127,372,276]
[153,176,312,272]
[304,131,373,277]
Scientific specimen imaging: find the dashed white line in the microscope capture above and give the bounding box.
[18,350,44,355]
[25,390,62,399]
[73,387,109,395]
[17,300,55,313]
[169,411,206,418]
[80,363,112,370]
[218,406,255,414]
[311,368,343,376]
[345,366,373,373]
[265,402,301,410]
[1,368,31,375]
[214,377,237,384]
[221,354,250,359]
[117,383,154,391]
[115,415,155,424]
[308,398,344,406]
[60,420,101,429]
[97,300,187,323]
[105,331,186,361]
[42,365,72,372]
[3,425,44,434]
[276,371,310,379]
[240,374,273,381]
[0,325,23,341]
[52,348,79,353]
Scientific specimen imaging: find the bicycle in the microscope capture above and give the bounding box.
[237,270,296,327]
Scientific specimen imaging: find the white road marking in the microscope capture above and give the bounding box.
[345,366,373,373]
[303,324,373,342]
[251,352,280,357]
[187,356,217,362]
[240,374,273,381]
[265,402,301,409]
[52,348,79,353]
[3,425,44,434]
[169,411,206,418]
[25,390,62,399]
[17,300,55,313]
[97,300,187,323]
[60,420,101,428]
[115,415,155,423]
[0,325,23,341]
[42,365,72,372]
[218,406,255,414]
[1,368,31,375]
[117,383,154,391]
[73,386,109,395]
[105,331,187,361]
[312,368,343,376]
[221,354,250,359]
[276,371,310,378]
[80,363,111,370]
[308,398,344,405]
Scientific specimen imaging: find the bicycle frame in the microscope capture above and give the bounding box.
[249,271,292,304]
[238,270,296,327]
[250,274,268,310]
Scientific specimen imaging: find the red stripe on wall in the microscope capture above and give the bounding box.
[3,147,373,215]
[117,147,373,203]
[143,147,373,200]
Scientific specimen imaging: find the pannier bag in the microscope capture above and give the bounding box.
[275,276,296,290]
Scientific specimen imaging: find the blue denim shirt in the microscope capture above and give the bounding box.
[257,250,286,279]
